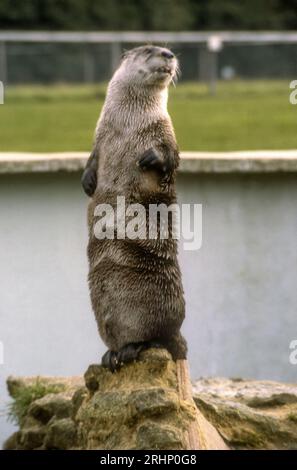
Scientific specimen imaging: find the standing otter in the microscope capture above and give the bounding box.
[83,45,187,371]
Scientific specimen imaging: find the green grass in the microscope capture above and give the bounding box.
[7,378,65,425]
[0,80,296,152]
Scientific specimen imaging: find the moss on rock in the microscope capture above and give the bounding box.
[4,349,199,450]
[76,349,195,450]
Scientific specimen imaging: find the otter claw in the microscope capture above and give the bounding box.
[101,350,119,372]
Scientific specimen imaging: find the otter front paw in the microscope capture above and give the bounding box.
[138,148,166,173]
[117,342,145,365]
[101,342,149,372]
[81,167,97,197]
[101,350,119,372]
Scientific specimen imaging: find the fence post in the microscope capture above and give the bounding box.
[110,41,121,74]
[208,51,218,96]
[0,42,7,84]
[83,46,95,83]
[207,36,223,95]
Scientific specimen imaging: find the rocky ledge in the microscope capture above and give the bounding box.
[4,349,203,450]
[193,377,297,450]
[4,352,297,450]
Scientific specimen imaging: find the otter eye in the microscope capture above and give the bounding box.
[121,50,131,60]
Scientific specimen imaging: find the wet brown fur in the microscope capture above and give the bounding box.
[86,46,187,361]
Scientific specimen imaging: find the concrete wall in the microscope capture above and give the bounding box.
[1,170,297,445]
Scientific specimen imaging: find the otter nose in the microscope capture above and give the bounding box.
[161,50,174,60]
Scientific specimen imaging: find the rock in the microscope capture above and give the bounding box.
[3,432,21,450]
[193,377,297,450]
[28,393,73,424]
[6,349,201,450]
[20,425,46,450]
[130,388,179,417]
[6,376,83,399]
[71,386,88,418]
[136,423,184,450]
[4,376,84,450]
[6,365,297,450]
[4,350,228,450]
[3,417,46,451]
[84,365,102,393]
[76,349,197,450]
[44,418,77,450]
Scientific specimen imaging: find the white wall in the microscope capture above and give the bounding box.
[0,171,297,446]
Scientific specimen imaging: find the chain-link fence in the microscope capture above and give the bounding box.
[1,32,297,86]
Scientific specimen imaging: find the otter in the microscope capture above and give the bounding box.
[82,45,187,372]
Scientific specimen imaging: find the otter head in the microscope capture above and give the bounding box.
[115,45,178,90]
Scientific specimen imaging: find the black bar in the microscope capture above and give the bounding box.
[1,450,297,467]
